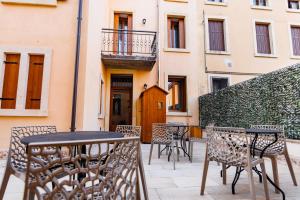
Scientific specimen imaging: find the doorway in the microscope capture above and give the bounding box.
[109,75,133,131]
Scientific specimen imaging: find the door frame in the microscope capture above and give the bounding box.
[109,74,133,131]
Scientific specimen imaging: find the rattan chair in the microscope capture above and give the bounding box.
[23,137,148,200]
[200,127,270,200]
[148,123,178,170]
[115,125,141,137]
[0,126,57,199]
[250,125,298,193]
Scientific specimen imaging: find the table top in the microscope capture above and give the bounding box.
[167,124,194,128]
[21,131,124,145]
[245,129,281,134]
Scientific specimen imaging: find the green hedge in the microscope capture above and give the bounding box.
[199,64,300,140]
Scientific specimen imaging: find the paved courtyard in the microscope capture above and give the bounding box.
[0,142,299,200]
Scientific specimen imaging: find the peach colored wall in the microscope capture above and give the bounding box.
[202,0,300,79]
[0,1,77,148]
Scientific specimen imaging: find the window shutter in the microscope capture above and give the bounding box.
[291,26,300,56]
[113,13,120,54]
[25,55,44,109]
[208,20,225,51]
[179,18,185,49]
[256,24,271,54]
[127,14,133,55]
[1,53,20,109]
[167,18,172,48]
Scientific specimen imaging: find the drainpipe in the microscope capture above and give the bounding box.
[70,0,83,132]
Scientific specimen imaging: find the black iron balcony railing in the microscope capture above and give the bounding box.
[101,29,157,57]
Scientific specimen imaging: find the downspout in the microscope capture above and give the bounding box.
[203,10,208,73]
[70,0,83,132]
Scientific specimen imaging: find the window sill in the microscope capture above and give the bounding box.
[1,0,57,6]
[206,50,231,55]
[205,1,227,7]
[164,48,190,53]
[164,0,188,3]
[254,53,278,58]
[167,111,192,117]
[291,55,300,60]
[0,109,48,117]
[98,113,105,119]
[251,5,272,11]
[286,9,300,13]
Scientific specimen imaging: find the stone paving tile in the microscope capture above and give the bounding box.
[0,142,299,200]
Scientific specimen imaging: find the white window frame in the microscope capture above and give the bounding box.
[253,19,277,58]
[205,16,231,55]
[288,23,300,59]
[165,73,192,117]
[208,74,231,93]
[164,13,190,53]
[205,0,228,7]
[286,0,300,13]
[98,74,105,119]
[250,0,272,10]
[0,46,52,116]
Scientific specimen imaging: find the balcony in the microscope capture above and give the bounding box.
[101,29,157,70]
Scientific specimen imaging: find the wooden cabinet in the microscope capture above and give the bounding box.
[140,86,168,143]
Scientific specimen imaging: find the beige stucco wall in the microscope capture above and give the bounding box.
[0,1,77,148]
[202,0,300,84]
[0,0,299,148]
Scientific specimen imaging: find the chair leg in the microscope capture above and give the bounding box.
[260,162,270,200]
[0,167,11,199]
[190,142,193,163]
[200,157,209,195]
[158,144,161,159]
[148,142,154,165]
[270,156,279,193]
[222,163,227,185]
[172,142,176,170]
[175,141,180,162]
[284,149,298,186]
[247,166,257,200]
[139,145,149,200]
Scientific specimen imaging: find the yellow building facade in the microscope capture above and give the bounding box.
[0,0,299,148]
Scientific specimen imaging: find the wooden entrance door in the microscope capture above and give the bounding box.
[109,75,133,131]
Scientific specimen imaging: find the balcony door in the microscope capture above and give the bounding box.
[114,13,132,55]
[109,75,133,131]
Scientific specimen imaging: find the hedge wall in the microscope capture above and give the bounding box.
[199,64,300,139]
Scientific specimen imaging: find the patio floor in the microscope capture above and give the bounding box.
[0,141,299,200]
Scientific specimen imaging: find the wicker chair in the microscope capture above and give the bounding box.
[200,127,270,200]
[148,123,178,170]
[0,126,57,199]
[115,125,141,137]
[23,137,148,200]
[250,125,297,193]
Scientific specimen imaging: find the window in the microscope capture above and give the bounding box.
[253,0,268,6]
[167,76,186,112]
[0,47,51,116]
[208,20,225,51]
[1,53,20,109]
[168,17,185,49]
[211,77,229,92]
[291,26,300,56]
[255,23,272,54]
[288,0,300,9]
